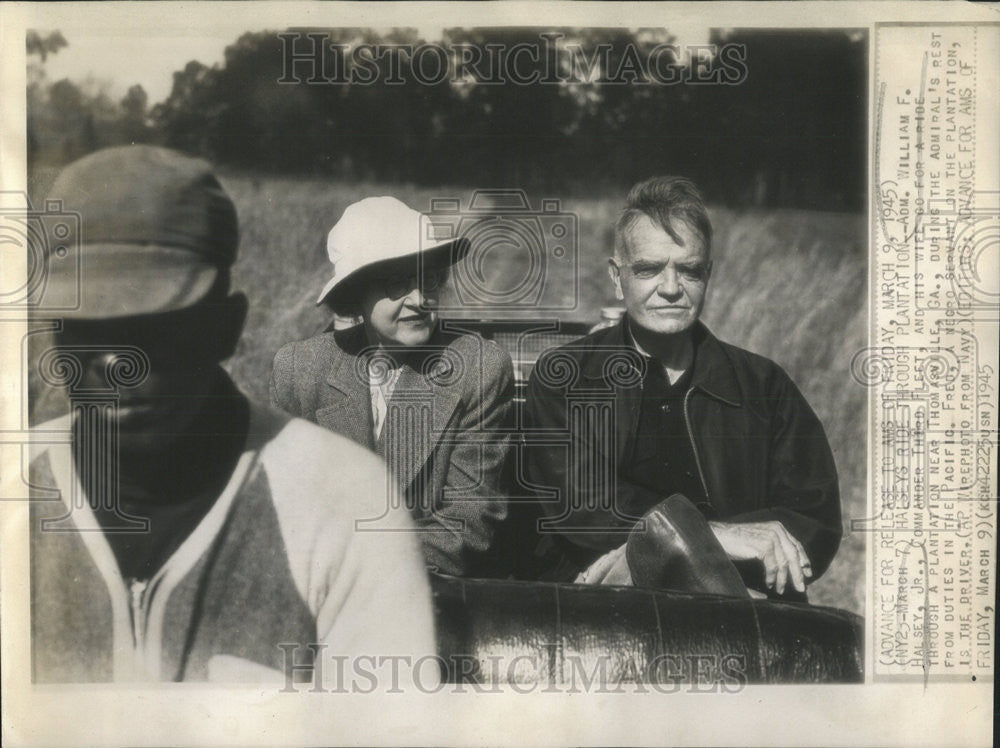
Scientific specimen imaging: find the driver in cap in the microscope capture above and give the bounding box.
[28,145,435,685]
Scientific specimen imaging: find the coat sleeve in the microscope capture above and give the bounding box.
[316,490,439,691]
[523,351,665,559]
[269,342,301,416]
[263,421,437,692]
[416,341,515,578]
[724,370,843,582]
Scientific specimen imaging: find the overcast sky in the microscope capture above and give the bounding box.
[42,32,237,104]
[39,27,460,104]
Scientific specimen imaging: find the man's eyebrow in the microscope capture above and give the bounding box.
[677,260,708,271]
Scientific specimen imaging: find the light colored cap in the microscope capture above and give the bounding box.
[316,196,468,305]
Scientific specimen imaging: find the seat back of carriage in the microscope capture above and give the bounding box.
[431,574,863,685]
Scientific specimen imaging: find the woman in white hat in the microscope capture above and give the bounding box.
[270,196,515,578]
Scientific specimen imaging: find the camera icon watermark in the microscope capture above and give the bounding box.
[0,192,81,312]
[423,189,579,313]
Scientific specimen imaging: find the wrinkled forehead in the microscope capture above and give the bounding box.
[620,214,709,264]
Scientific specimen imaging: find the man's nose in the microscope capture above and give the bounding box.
[52,350,117,391]
[78,350,149,389]
[656,267,682,298]
[81,352,120,383]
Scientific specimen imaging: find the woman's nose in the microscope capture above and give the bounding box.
[402,286,424,306]
[403,286,439,310]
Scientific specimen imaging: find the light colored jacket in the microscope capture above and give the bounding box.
[29,405,436,684]
[270,325,515,577]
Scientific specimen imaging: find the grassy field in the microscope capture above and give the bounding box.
[218,173,867,614]
[27,168,867,614]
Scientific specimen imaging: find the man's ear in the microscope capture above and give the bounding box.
[608,258,624,301]
[215,292,248,361]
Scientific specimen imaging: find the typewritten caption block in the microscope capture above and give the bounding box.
[864,23,998,683]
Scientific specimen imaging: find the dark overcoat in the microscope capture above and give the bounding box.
[522,319,842,592]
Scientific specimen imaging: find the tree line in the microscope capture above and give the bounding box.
[28,28,866,210]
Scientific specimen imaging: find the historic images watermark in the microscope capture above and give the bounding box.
[278,32,748,87]
[278,645,749,694]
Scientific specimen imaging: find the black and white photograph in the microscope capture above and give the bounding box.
[1,2,996,746]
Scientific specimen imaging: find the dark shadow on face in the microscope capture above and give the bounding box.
[354,256,452,348]
[55,293,248,455]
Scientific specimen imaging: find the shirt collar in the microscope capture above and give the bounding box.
[623,317,653,360]
[588,316,742,407]
[623,317,693,384]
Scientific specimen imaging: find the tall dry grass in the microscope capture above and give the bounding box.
[220,174,866,614]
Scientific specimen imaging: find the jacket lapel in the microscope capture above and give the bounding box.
[318,328,375,449]
[688,325,743,407]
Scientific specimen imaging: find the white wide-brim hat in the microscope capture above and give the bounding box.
[316,196,469,305]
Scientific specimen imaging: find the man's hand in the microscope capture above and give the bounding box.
[708,521,812,594]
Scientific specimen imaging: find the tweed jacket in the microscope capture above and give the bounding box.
[270,324,515,578]
[522,319,842,591]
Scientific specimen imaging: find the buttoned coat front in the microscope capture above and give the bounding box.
[270,324,515,577]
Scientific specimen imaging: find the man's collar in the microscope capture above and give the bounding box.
[585,316,742,406]
[622,317,653,360]
[688,323,742,406]
[623,317,691,384]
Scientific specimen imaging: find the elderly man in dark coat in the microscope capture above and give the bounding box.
[523,176,842,601]
[271,197,515,578]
